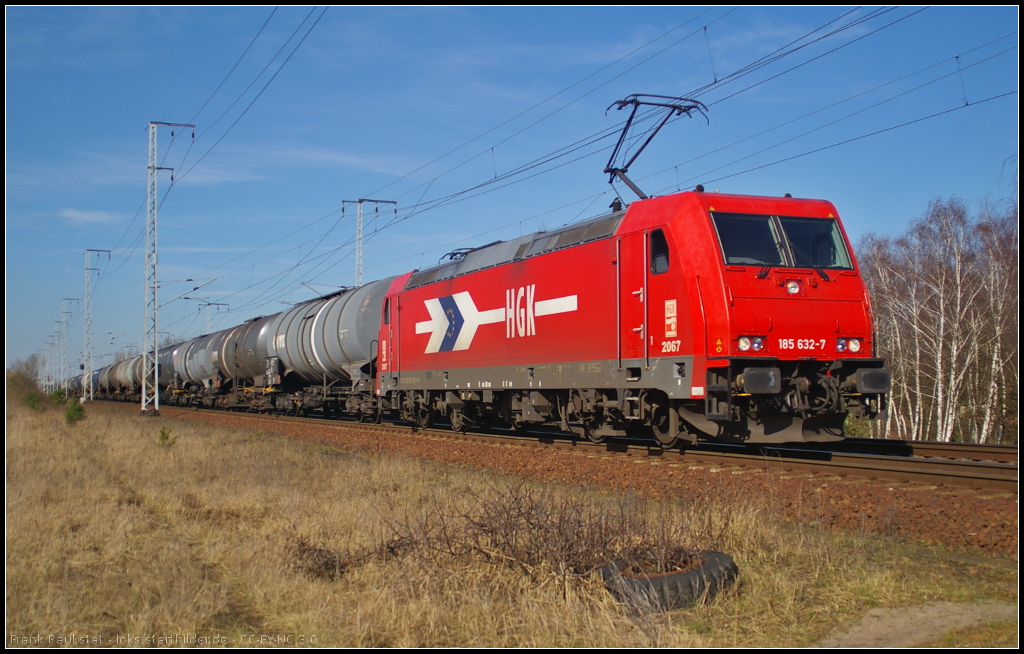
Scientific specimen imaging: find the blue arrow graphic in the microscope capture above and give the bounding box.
[437,295,465,352]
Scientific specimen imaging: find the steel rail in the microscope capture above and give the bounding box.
[159,406,1017,493]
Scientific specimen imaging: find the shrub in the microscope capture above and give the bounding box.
[381,482,724,580]
[64,399,85,425]
[22,390,47,411]
[6,369,49,410]
[843,415,872,439]
[157,426,177,448]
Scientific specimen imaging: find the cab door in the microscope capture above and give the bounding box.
[617,231,647,371]
[644,227,689,358]
[377,296,396,394]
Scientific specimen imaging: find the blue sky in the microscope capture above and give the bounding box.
[6,6,1018,376]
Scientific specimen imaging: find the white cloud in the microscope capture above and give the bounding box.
[57,207,124,223]
[259,146,411,176]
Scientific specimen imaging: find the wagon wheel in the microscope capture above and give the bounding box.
[449,407,469,433]
[650,401,681,449]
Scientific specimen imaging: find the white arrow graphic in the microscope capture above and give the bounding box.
[414,298,448,354]
[453,291,505,351]
[415,289,577,354]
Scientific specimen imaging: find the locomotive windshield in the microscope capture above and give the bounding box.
[711,212,853,270]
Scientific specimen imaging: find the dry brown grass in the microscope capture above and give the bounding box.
[6,395,1017,647]
[921,619,1019,648]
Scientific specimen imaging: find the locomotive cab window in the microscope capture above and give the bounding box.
[778,217,853,270]
[650,229,670,274]
[383,298,391,325]
[711,213,785,266]
[711,212,853,271]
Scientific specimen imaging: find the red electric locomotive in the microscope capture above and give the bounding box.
[376,189,891,445]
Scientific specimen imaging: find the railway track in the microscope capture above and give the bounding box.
[163,406,1017,494]
[775,437,1018,463]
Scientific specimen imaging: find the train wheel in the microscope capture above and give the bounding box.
[449,408,468,433]
[650,401,681,449]
[582,418,606,444]
[416,403,434,429]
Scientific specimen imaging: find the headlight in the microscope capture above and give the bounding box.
[738,336,764,352]
[848,338,862,353]
[836,338,848,353]
[786,280,801,294]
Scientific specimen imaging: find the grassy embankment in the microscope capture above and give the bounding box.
[6,376,1017,647]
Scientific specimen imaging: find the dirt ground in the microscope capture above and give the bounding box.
[817,601,1017,647]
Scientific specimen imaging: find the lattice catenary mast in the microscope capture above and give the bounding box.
[142,121,194,416]
[343,199,396,287]
[61,298,78,396]
[83,249,109,402]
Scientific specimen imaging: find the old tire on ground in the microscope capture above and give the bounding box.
[600,551,738,611]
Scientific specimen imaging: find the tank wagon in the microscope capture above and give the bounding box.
[84,189,890,446]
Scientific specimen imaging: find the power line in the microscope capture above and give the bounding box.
[90,8,328,330]
[189,7,279,125]
[651,33,1018,181]
[175,7,329,184]
[368,7,924,234]
[166,7,883,314]
[669,90,1019,191]
[365,7,726,201]
[155,10,736,317]
[158,10,1006,330]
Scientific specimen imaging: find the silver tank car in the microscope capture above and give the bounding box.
[216,315,279,384]
[267,277,396,384]
[130,356,145,388]
[99,363,116,392]
[182,330,229,388]
[88,279,395,402]
[112,358,137,391]
[157,343,179,388]
[171,340,195,388]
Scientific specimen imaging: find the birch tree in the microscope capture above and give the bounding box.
[858,198,1018,443]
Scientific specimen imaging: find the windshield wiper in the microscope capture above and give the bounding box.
[788,245,831,281]
[755,245,783,279]
[780,232,830,281]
